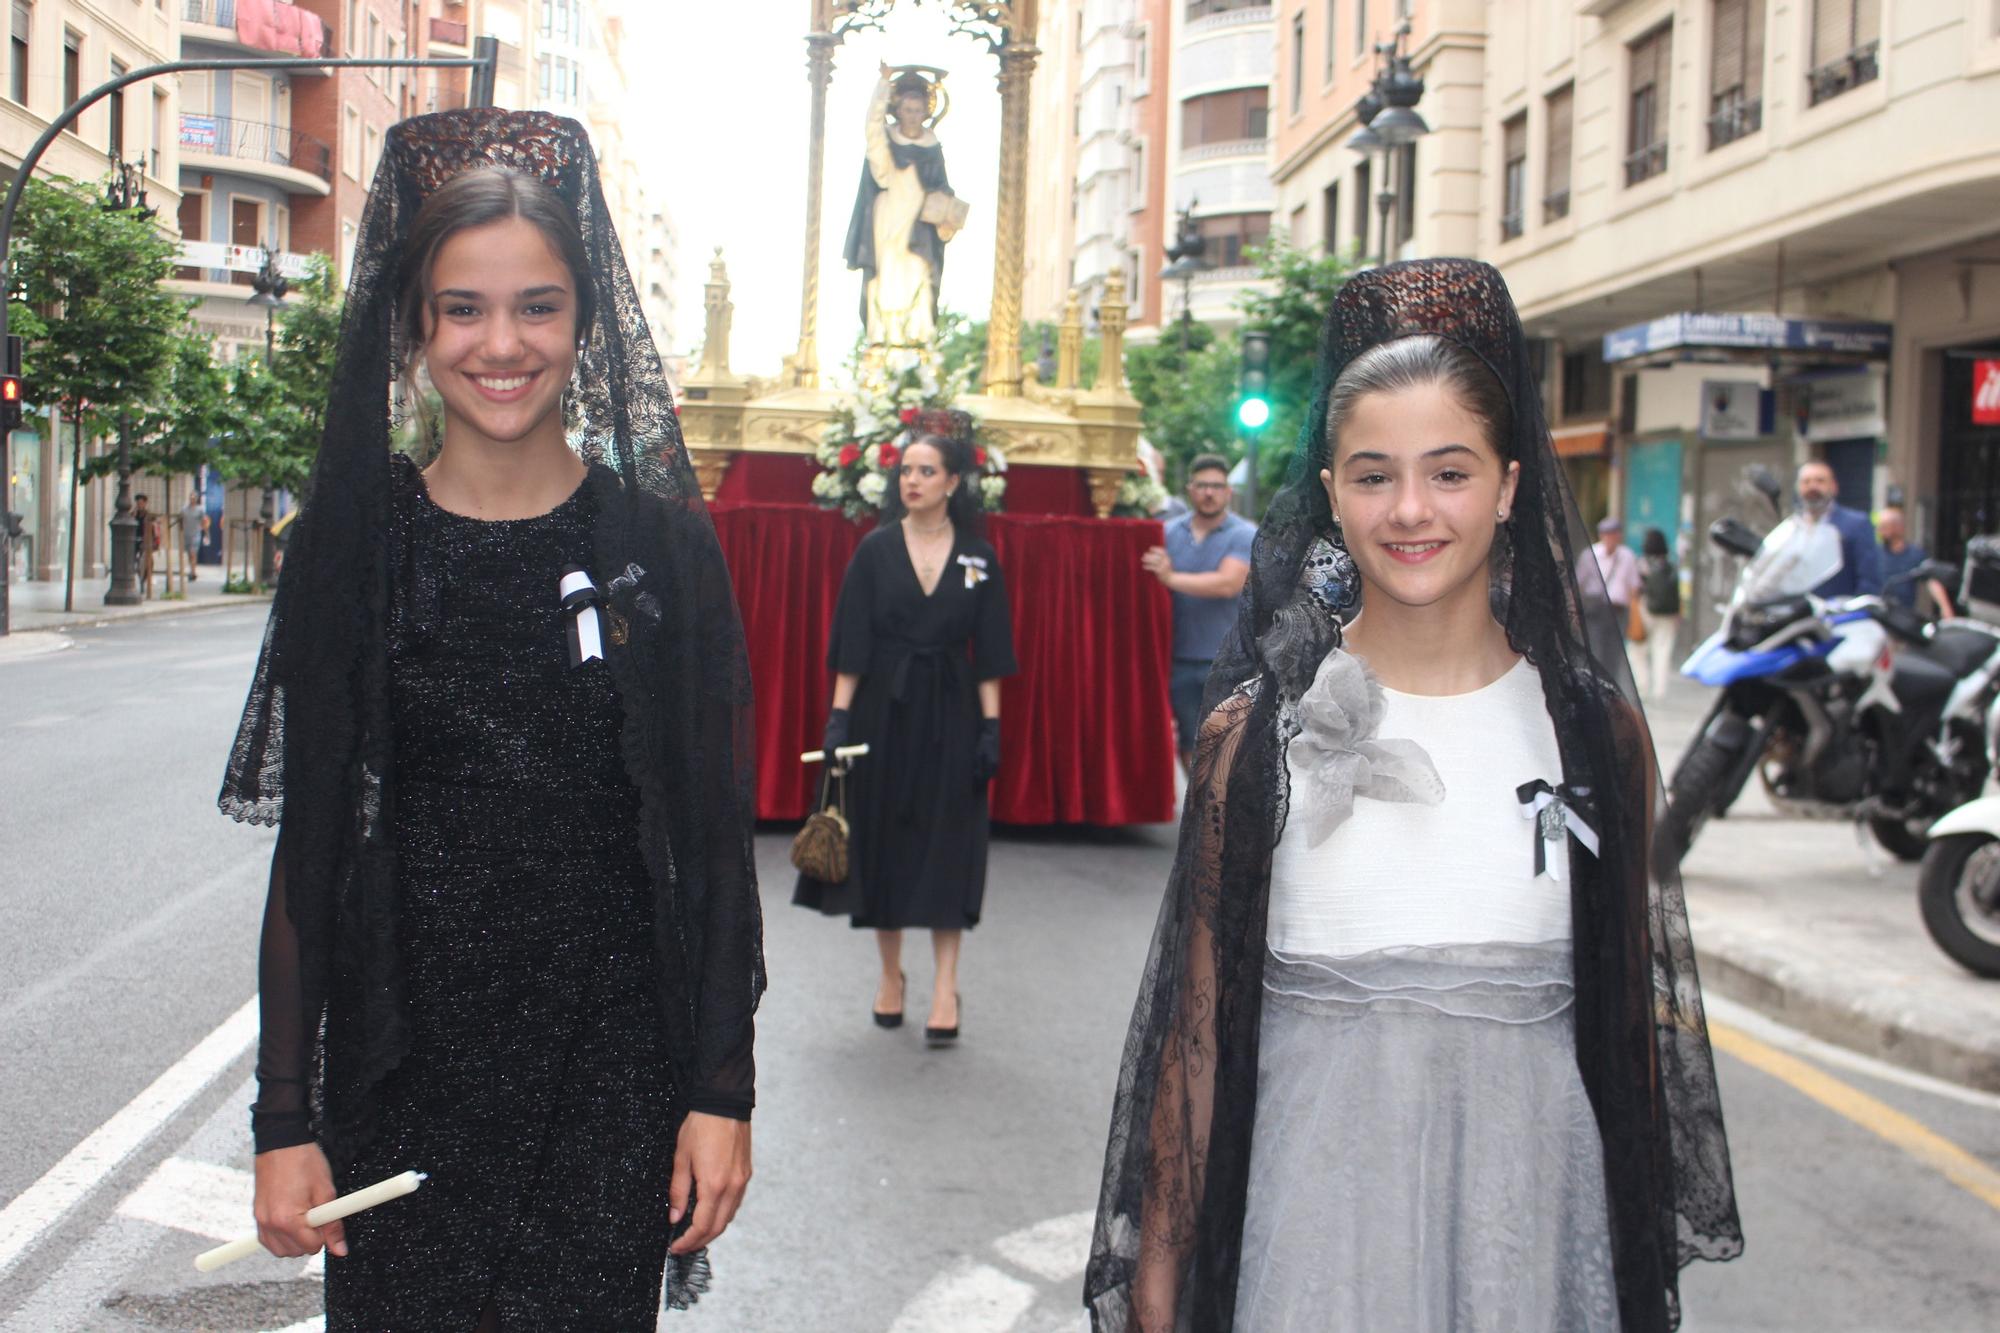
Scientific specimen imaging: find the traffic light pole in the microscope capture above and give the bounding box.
[0,41,500,635]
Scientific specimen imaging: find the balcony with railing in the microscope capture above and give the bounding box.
[1807,42,1879,108]
[430,17,470,47]
[183,0,333,61]
[180,113,332,190]
[1707,88,1763,150]
[1624,140,1668,187]
[1543,189,1571,224]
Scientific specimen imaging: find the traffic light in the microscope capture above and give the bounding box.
[1237,330,1271,431]
[0,334,21,434]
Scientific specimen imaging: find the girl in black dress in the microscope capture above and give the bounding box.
[223,112,764,1329]
[796,427,1017,1042]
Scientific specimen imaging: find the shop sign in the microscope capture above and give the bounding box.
[180,115,218,150]
[1802,368,1887,442]
[1700,380,1765,440]
[1976,360,2000,427]
[1603,312,1893,363]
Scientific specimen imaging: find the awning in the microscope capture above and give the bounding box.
[1603,312,1891,364]
[1552,423,1610,458]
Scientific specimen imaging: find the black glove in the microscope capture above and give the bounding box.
[973,717,1002,785]
[822,708,852,758]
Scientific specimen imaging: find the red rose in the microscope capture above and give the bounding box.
[899,407,918,424]
[838,443,861,468]
[973,447,989,468]
[878,442,900,468]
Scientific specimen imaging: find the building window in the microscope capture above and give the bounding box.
[1562,346,1613,419]
[1322,180,1338,252]
[1325,0,1337,80]
[1134,25,1149,89]
[109,59,126,159]
[1355,0,1367,55]
[1808,0,1880,106]
[345,0,358,55]
[340,219,357,290]
[1289,203,1308,247]
[1500,112,1527,241]
[1186,0,1266,18]
[1395,141,1415,245]
[1625,23,1671,186]
[9,2,26,106]
[152,88,168,173]
[62,28,79,110]
[1290,13,1304,115]
[1195,212,1271,268]
[363,123,380,180]
[1708,0,1765,147]
[1181,87,1268,148]
[1352,157,1371,255]
[341,102,361,178]
[1544,83,1572,221]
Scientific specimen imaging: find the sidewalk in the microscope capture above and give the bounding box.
[1647,674,2000,1092]
[0,572,270,660]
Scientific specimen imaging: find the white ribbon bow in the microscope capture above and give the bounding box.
[1516,780,1601,884]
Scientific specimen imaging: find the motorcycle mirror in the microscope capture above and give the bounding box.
[1709,516,1763,559]
[1745,464,1783,511]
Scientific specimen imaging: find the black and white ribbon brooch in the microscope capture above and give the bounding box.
[1515,780,1600,884]
[559,565,606,667]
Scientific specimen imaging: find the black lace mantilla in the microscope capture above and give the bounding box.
[221,109,764,1168]
[1084,260,1742,1332]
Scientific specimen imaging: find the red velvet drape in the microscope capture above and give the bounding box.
[710,504,1177,826]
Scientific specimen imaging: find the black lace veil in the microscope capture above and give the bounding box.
[1084,259,1741,1331]
[220,110,764,1167]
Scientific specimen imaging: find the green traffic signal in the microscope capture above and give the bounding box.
[1236,396,1271,430]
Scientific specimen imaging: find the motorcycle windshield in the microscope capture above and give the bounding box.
[1738,516,1844,603]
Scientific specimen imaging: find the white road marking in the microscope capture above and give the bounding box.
[11,714,75,728]
[115,1156,254,1244]
[889,1257,1039,1333]
[991,1211,1094,1283]
[0,996,257,1281]
[1704,993,2000,1111]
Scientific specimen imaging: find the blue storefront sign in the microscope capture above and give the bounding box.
[1603,313,1892,363]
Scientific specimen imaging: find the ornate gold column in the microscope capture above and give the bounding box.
[980,38,1039,399]
[793,26,839,388]
[1075,267,1145,517]
[1056,289,1082,390]
[680,250,751,500]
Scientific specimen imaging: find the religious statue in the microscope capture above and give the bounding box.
[843,63,966,351]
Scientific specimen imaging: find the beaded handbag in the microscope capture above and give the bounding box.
[790,762,850,884]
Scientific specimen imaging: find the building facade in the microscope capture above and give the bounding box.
[2,0,181,583]
[1164,0,1275,329]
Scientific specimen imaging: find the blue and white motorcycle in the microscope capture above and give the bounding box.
[1664,478,2000,863]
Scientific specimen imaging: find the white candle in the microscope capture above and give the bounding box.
[194,1170,426,1273]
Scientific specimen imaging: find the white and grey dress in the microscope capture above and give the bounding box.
[1236,654,1621,1331]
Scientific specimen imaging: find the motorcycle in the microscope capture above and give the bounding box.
[1918,799,2000,977]
[1664,469,2000,863]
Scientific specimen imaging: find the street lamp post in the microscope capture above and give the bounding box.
[1158,201,1209,358]
[247,247,289,588]
[1345,21,1430,268]
[102,159,155,608]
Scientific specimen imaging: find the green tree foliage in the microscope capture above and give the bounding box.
[934,307,1101,393]
[80,322,234,482]
[212,255,341,496]
[1126,240,1358,492]
[8,176,186,447]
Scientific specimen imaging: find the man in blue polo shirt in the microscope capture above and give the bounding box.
[1142,453,1257,772]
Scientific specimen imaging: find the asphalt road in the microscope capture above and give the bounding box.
[1,606,1996,1331]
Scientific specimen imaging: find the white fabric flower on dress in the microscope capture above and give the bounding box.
[1286,651,1445,847]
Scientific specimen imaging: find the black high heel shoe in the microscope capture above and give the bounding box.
[925,993,960,1047]
[873,971,907,1029]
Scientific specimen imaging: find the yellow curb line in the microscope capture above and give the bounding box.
[1710,1019,2000,1213]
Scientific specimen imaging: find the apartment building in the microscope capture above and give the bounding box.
[2,0,181,583]
[1479,1,2000,635]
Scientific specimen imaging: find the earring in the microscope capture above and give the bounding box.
[1496,509,1508,522]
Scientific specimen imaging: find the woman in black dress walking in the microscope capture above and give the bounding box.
[222,111,764,1329]
[796,422,1017,1041]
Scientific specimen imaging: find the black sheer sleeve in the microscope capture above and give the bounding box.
[828,536,877,676]
[252,838,315,1154]
[972,544,1018,681]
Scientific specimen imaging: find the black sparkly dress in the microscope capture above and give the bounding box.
[323,458,683,1328]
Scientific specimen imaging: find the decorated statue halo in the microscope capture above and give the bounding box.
[886,64,952,127]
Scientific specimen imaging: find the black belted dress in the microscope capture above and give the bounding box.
[795,523,1017,930]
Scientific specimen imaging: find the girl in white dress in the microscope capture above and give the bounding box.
[1087,260,1742,1332]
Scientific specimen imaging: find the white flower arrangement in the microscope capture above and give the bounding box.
[813,354,1006,523]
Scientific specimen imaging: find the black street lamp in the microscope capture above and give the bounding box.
[101,159,155,607]
[1158,200,1209,357]
[247,247,289,588]
[1346,21,1430,268]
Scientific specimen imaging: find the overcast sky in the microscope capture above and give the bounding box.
[626,3,1004,374]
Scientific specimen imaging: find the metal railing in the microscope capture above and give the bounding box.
[1500,209,1524,243]
[1807,42,1879,108]
[1707,92,1762,150]
[179,112,332,182]
[1623,140,1668,187]
[1542,188,1571,223]
[1186,0,1270,20]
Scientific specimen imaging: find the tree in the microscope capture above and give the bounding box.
[7,175,187,602]
[211,255,341,503]
[79,321,235,483]
[1124,240,1359,492]
[934,306,1101,393]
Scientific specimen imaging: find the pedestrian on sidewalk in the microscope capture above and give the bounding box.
[220,111,763,1330]
[1087,259,1742,1332]
[1639,526,1682,701]
[794,412,1017,1046]
[131,493,157,593]
[177,492,206,582]
[1586,514,1640,673]
[1142,453,1256,774]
